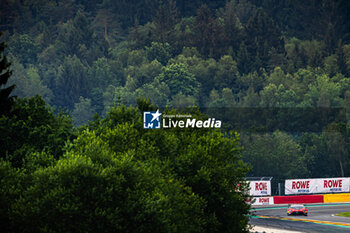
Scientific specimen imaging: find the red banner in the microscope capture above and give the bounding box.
[273,195,324,204]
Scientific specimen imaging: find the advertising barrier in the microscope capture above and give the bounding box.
[324,193,350,203]
[285,177,350,195]
[252,196,274,205]
[249,181,271,196]
[273,195,324,204]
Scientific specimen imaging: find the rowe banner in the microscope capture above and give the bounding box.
[251,196,274,205]
[285,177,350,195]
[248,181,271,196]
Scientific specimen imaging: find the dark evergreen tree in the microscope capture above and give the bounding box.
[56,10,95,61]
[54,55,89,110]
[192,5,225,58]
[250,0,323,40]
[237,42,252,74]
[192,5,214,58]
[244,8,285,73]
[152,0,178,44]
[0,35,15,116]
[223,0,242,55]
[321,0,350,53]
[102,0,159,28]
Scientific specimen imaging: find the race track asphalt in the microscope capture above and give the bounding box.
[250,203,350,232]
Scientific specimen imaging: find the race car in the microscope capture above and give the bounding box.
[287,204,308,216]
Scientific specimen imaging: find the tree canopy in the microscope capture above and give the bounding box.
[1,0,350,231]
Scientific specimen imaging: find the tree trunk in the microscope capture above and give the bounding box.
[339,159,344,177]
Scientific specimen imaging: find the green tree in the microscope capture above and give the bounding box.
[0,160,25,232]
[302,73,342,107]
[86,103,251,232]
[101,0,159,28]
[10,65,53,104]
[124,59,163,90]
[129,21,155,49]
[323,123,348,177]
[222,0,243,54]
[342,44,350,76]
[152,0,178,43]
[56,10,95,60]
[102,86,137,111]
[222,88,236,107]
[214,55,238,90]
[242,131,307,179]
[299,133,338,178]
[8,33,40,65]
[192,5,224,58]
[206,88,237,108]
[236,70,266,93]
[236,42,252,74]
[0,96,73,167]
[169,54,217,97]
[284,38,308,72]
[145,42,173,65]
[0,36,15,116]
[126,49,148,67]
[89,57,121,89]
[10,135,205,233]
[266,67,290,88]
[240,86,260,107]
[300,40,325,68]
[171,92,197,108]
[244,8,285,72]
[156,63,200,97]
[55,55,89,110]
[260,84,299,108]
[91,8,122,41]
[136,80,170,107]
[72,96,94,127]
[324,54,339,77]
[289,68,318,98]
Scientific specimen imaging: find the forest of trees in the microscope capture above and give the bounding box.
[1,0,350,231]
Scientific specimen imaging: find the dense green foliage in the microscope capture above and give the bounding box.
[0,96,74,167]
[1,0,349,181]
[0,99,250,232]
[1,1,350,231]
[2,0,350,113]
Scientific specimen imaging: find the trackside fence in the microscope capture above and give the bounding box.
[247,177,350,205]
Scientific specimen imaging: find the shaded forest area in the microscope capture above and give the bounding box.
[1,0,350,185]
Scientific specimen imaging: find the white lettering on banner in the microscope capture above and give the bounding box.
[285,177,350,195]
[248,181,271,196]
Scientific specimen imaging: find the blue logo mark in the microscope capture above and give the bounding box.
[143,110,161,129]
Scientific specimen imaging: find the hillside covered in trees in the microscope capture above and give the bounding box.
[1,0,350,225]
